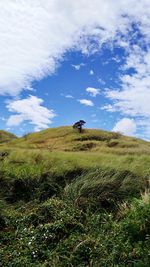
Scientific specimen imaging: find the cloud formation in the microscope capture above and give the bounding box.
[104,45,150,138]
[113,118,137,136]
[86,87,100,97]
[6,95,56,131]
[1,0,150,95]
[78,99,94,107]
[1,0,150,138]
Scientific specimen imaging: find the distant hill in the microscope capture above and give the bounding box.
[0,130,17,143]
[8,126,150,154]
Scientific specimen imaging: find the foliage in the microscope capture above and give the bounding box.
[1,127,150,266]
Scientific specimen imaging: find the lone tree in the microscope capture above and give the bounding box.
[73,120,86,133]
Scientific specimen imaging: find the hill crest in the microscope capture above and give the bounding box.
[0,130,17,143]
[4,126,150,153]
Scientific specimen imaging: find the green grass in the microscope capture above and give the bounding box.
[0,130,17,144]
[1,127,150,266]
[5,126,150,153]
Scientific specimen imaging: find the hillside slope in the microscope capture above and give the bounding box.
[0,130,17,143]
[1,127,150,266]
[7,126,150,154]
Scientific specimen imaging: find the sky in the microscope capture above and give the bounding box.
[0,0,150,139]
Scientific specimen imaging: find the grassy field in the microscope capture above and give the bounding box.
[1,127,150,266]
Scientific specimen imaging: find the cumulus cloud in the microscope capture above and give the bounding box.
[1,0,150,95]
[112,118,137,136]
[6,95,56,131]
[78,99,94,106]
[106,48,150,114]
[104,45,150,138]
[86,87,100,97]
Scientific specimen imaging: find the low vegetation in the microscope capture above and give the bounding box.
[0,130,17,143]
[0,127,150,266]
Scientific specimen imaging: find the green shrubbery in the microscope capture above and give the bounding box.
[1,147,150,266]
[1,194,150,266]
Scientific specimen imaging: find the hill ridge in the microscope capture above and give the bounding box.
[0,130,17,143]
[2,126,150,154]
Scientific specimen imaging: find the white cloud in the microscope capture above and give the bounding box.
[72,63,85,70]
[86,87,100,97]
[112,56,121,63]
[1,0,150,138]
[89,70,94,75]
[6,95,56,131]
[61,93,74,98]
[104,45,150,138]
[78,99,94,106]
[1,1,150,95]
[72,65,81,70]
[112,118,137,136]
[101,104,116,112]
[65,94,74,99]
[98,78,106,85]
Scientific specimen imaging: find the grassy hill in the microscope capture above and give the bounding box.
[0,130,17,143]
[7,126,150,153]
[1,127,150,266]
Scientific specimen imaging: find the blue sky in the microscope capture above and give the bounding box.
[0,1,150,139]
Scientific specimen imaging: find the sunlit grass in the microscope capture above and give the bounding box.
[1,127,150,266]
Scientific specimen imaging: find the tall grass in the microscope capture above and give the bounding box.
[1,127,150,266]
